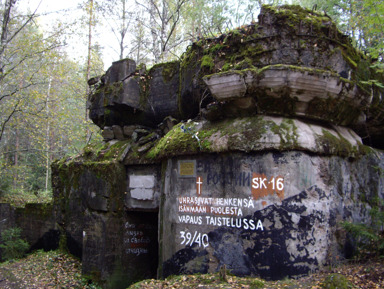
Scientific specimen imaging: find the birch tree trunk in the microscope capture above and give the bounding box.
[85,0,94,141]
[0,0,17,73]
[45,76,52,191]
[149,0,160,63]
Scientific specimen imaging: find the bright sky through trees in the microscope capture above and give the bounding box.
[25,0,116,68]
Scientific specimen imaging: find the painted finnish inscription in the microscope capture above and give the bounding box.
[124,221,154,256]
[178,195,262,229]
[176,159,285,248]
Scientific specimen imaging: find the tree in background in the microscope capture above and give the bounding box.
[129,8,152,64]
[85,0,288,65]
[100,0,135,60]
[0,1,63,197]
[132,0,285,63]
[84,0,96,140]
[1,46,95,197]
[297,0,384,60]
[181,0,230,41]
[0,1,103,201]
[0,0,44,142]
[135,0,187,63]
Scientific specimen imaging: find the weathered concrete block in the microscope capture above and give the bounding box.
[147,62,182,124]
[123,125,136,137]
[144,116,364,159]
[119,77,141,108]
[159,152,384,279]
[0,203,60,261]
[15,204,59,252]
[0,203,15,230]
[112,125,125,140]
[129,174,156,200]
[203,66,369,126]
[87,5,384,147]
[129,175,155,189]
[105,58,136,84]
[102,127,115,140]
[82,210,158,288]
[130,188,154,200]
[203,73,247,100]
[52,160,128,259]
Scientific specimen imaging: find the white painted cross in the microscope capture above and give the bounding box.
[196,176,203,195]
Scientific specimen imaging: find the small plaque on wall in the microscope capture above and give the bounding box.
[178,160,196,177]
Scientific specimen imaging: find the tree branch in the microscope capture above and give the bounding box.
[0,99,21,142]
[0,0,42,58]
[161,0,186,53]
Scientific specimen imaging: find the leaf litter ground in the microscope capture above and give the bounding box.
[129,259,384,289]
[0,250,98,289]
[0,250,383,288]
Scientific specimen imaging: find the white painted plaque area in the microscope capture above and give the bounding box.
[129,175,155,200]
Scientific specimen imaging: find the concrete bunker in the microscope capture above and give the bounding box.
[53,162,162,288]
[53,4,384,288]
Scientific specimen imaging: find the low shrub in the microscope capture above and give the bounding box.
[0,227,29,261]
[342,199,384,259]
[320,273,354,289]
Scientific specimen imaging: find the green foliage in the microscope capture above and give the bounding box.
[0,159,12,197]
[249,278,265,288]
[80,278,103,289]
[320,273,354,289]
[342,199,384,259]
[0,227,29,261]
[297,0,384,60]
[0,3,103,206]
[0,189,52,208]
[181,0,283,42]
[360,79,384,89]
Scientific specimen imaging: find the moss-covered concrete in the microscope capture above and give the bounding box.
[140,116,367,160]
[88,4,384,145]
[149,61,180,83]
[62,112,373,169]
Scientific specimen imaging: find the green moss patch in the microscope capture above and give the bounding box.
[150,61,180,83]
[81,140,131,163]
[316,129,356,157]
[146,123,202,159]
[307,97,363,126]
[146,116,309,159]
[271,118,299,149]
[320,273,354,289]
[200,55,214,72]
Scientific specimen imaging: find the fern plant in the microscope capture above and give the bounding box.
[0,227,29,261]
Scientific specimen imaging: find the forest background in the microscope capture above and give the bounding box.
[0,0,383,205]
